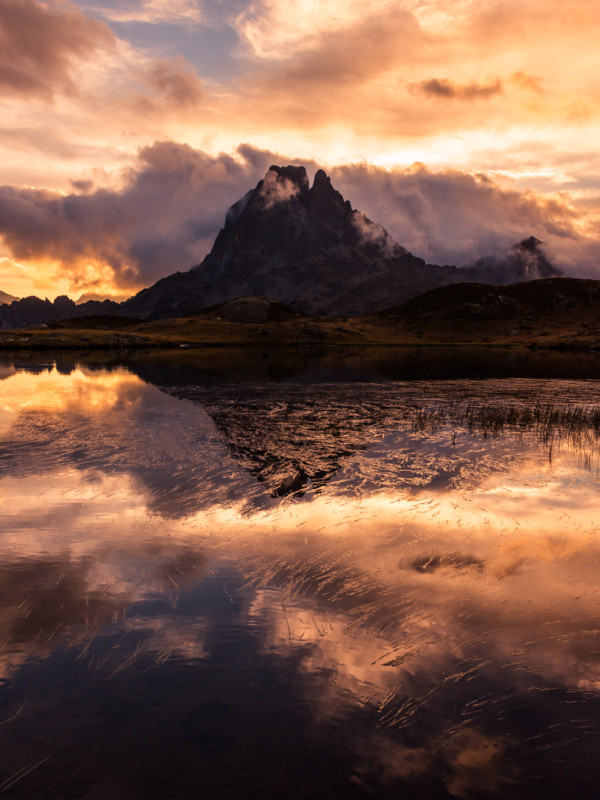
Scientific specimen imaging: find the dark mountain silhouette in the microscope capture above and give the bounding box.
[76,292,128,305]
[461,236,557,284]
[193,296,308,323]
[0,294,119,331]
[121,165,560,320]
[0,165,561,329]
[0,290,18,305]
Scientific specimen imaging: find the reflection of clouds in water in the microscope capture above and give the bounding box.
[0,482,599,796]
[1,366,600,795]
[0,367,261,517]
[249,588,397,706]
[0,467,210,682]
[0,367,139,414]
[247,588,513,797]
[234,471,600,697]
[2,451,600,696]
[100,616,209,678]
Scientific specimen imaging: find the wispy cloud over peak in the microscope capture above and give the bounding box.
[257,170,302,209]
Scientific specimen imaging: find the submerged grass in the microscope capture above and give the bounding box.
[410,401,600,466]
[411,401,600,434]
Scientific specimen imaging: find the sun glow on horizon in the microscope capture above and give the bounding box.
[0,0,599,298]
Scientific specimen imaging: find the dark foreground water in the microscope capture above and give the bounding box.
[1,348,600,799]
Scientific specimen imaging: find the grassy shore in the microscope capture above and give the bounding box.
[2,277,600,351]
[0,313,599,350]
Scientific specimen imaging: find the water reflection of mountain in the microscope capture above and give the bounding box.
[3,363,600,798]
[8,345,600,387]
[3,357,600,513]
[168,384,395,497]
[166,380,600,497]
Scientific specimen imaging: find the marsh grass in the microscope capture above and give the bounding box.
[410,401,600,466]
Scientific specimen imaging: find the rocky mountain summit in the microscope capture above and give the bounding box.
[121,165,559,319]
[0,165,561,329]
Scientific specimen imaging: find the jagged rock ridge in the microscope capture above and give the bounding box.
[120,165,560,319]
[0,165,561,328]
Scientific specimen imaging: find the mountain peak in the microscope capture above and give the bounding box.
[463,234,559,284]
[517,235,543,253]
[112,166,562,322]
[514,235,556,279]
[266,164,309,191]
[312,168,331,189]
[310,167,349,212]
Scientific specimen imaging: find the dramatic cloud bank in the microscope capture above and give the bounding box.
[1,0,599,297]
[330,163,600,272]
[0,141,598,296]
[0,143,278,291]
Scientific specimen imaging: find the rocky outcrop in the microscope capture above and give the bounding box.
[0,166,562,328]
[463,236,558,284]
[121,165,559,320]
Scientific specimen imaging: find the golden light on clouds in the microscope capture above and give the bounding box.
[0,0,599,298]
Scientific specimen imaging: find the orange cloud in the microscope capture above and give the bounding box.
[0,0,115,99]
[0,143,281,292]
[1,141,600,299]
[414,78,503,101]
[143,58,203,108]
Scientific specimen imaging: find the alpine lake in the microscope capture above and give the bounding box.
[2,346,600,799]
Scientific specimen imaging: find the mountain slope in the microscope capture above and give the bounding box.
[0,165,562,329]
[0,290,19,305]
[122,165,560,320]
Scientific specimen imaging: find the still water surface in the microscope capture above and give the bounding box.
[1,350,600,798]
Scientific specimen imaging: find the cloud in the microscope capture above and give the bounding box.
[228,0,599,146]
[89,0,203,25]
[138,56,203,109]
[331,162,600,274]
[332,164,591,268]
[256,170,301,209]
[70,179,95,193]
[226,3,437,144]
[234,2,426,113]
[0,142,599,297]
[509,71,545,94]
[272,8,424,88]
[233,0,406,60]
[414,78,503,101]
[351,212,401,258]
[0,142,280,291]
[0,0,115,99]
[3,0,599,205]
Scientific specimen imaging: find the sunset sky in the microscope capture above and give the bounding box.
[1,0,600,300]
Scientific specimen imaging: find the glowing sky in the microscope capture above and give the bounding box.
[1,0,600,299]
